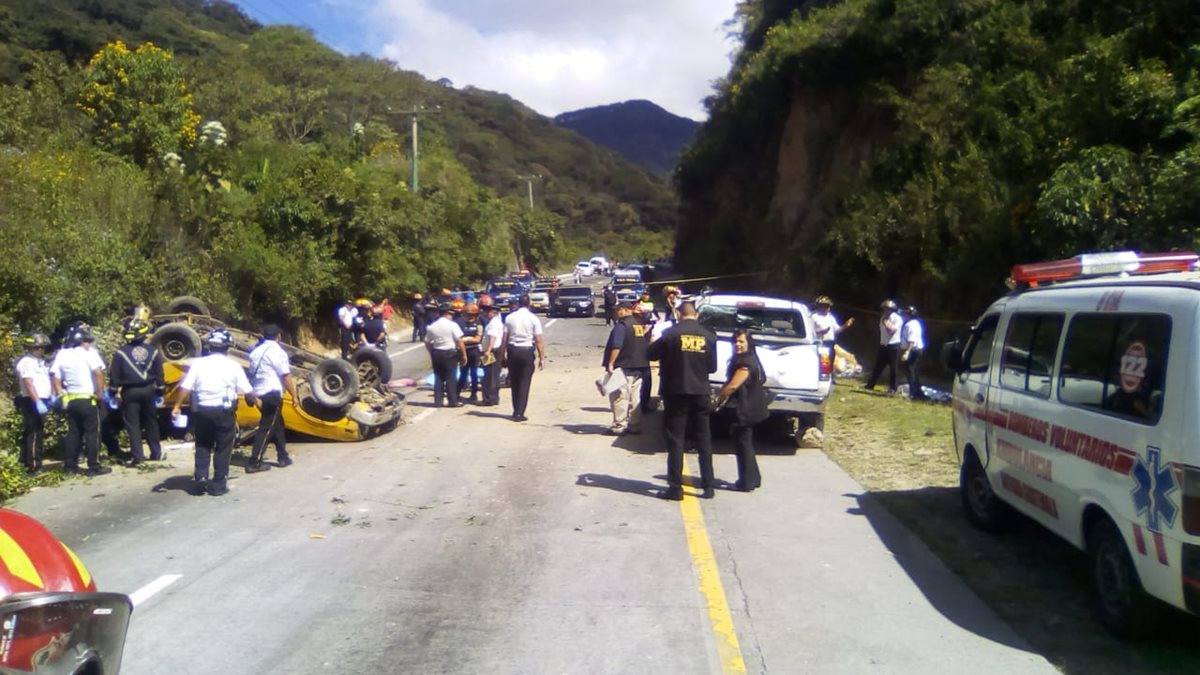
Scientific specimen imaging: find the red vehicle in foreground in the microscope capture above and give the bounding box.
[0,508,132,674]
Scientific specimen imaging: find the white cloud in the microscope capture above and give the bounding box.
[350,0,739,120]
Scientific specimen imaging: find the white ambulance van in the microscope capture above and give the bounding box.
[942,251,1200,638]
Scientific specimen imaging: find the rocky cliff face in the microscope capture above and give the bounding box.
[765,86,889,288]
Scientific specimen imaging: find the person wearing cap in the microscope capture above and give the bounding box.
[14,333,53,474]
[501,294,545,422]
[811,295,854,347]
[425,303,467,407]
[49,324,112,477]
[410,293,427,342]
[865,299,903,393]
[602,285,616,326]
[603,302,650,435]
[107,319,165,466]
[337,299,357,359]
[246,324,299,473]
[479,299,504,406]
[456,303,484,402]
[900,306,928,401]
[171,329,257,496]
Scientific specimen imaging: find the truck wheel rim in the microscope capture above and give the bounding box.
[163,339,188,360]
[323,373,346,395]
[968,470,993,516]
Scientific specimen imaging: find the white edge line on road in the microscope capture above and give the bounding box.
[545,319,558,328]
[129,574,183,607]
[390,343,425,363]
[409,408,435,425]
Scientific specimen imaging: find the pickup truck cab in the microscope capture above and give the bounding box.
[696,293,832,444]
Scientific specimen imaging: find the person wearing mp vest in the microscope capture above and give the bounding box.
[245,324,298,473]
[107,319,165,467]
[172,329,257,497]
[14,333,53,474]
[49,324,112,477]
[647,301,718,501]
[603,302,649,435]
[864,299,903,394]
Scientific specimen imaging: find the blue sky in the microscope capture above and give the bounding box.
[226,1,740,120]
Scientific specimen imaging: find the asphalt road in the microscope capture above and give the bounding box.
[11,280,1057,674]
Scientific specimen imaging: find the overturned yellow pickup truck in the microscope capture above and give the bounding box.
[150,297,403,442]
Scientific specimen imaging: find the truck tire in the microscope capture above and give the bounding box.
[152,323,202,361]
[960,450,1013,532]
[1087,517,1158,639]
[164,295,211,316]
[310,358,360,408]
[351,347,393,389]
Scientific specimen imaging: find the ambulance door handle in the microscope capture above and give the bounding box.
[975,393,984,404]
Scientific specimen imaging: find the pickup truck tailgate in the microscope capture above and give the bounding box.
[711,336,821,392]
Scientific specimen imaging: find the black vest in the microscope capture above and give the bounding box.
[614,316,650,369]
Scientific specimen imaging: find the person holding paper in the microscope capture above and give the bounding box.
[602,302,650,435]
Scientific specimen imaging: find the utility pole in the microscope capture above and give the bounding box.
[517,173,542,209]
[389,105,440,193]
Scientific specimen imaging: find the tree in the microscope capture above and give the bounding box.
[77,40,200,166]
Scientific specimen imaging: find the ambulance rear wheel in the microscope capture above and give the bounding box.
[1087,517,1158,639]
[960,450,1012,532]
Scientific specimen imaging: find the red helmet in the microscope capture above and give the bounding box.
[1,509,132,673]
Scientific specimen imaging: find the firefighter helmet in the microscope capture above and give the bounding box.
[0,508,133,674]
[22,333,51,350]
[123,319,151,343]
[203,328,233,351]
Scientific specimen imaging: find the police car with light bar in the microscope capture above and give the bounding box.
[696,293,832,445]
[942,250,1200,638]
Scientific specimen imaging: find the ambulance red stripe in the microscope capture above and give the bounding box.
[1133,523,1147,555]
[1154,532,1169,565]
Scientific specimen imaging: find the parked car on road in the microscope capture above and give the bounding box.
[574,261,594,278]
[529,281,554,313]
[485,279,522,307]
[590,255,610,275]
[696,293,832,445]
[548,286,595,317]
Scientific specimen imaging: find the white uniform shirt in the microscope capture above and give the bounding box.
[248,339,291,396]
[811,311,842,342]
[179,354,253,409]
[49,346,105,395]
[504,307,543,347]
[902,319,925,351]
[337,305,357,330]
[15,355,52,399]
[880,311,902,346]
[483,315,505,352]
[425,316,464,351]
[650,319,674,344]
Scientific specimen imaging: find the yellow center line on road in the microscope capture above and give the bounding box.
[679,466,747,673]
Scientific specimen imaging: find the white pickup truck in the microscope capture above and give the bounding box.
[695,293,833,445]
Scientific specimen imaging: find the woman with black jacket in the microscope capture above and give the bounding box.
[715,328,769,491]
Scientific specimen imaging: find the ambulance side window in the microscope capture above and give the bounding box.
[999,313,1064,397]
[1058,313,1170,424]
[963,314,999,373]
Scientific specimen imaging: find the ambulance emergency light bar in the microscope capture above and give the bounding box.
[1009,251,1199,287]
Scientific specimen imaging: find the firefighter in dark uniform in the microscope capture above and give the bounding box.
[171,329,256,496]
[107,319,165,466]
[410,293,427,342]
[646,301,718,500]
[603,286,616,326]
[456,303,483,402]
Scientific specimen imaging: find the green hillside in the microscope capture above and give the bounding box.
[0,0,675,338]
[677,0,1200,316]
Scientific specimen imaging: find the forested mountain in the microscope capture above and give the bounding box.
[0,0,676,338]
[555,100,700,176]
[677,0,1200,317]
